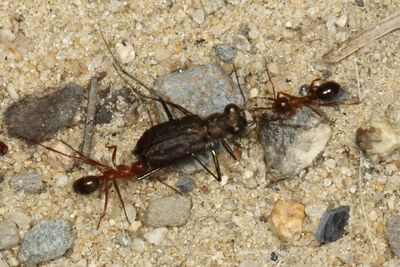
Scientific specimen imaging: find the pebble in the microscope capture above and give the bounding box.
[268,200,305,241]
[4,82,84,142]
[47,141,76,171]
[154,47,171,62]
[305,203,328,220]
[115,41,135,64]
[55,174,69,187]
[201,0,225,14]
[175,177,196,193]
[232,34,251,51]
[155,63,244,174]
[142,195,191,227]
[0,219,20,250]
[18,219,73,264]
[10,171,45,193]
[0,28,15,43]
[143,227,168,245]
[214,44,236,63]
[386,216,400,256]
[114,232,132,248]
[315,206,350,243]
[335,15,348,27]
[259,107,332,181]
[7,211,31,229]
[356,115,400,160]
[193,9,205,24]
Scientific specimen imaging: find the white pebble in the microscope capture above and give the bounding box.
[55,174,69,187]
[144,227,168,245]
[115,42,135,64]
[249,88,259,98]
[323,178,332,187]
[349,186,357,194]
[335,15,348,27]
[193,9,205,24]
[220,175,229,186]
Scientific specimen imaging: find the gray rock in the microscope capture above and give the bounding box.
[259,107,331,181]
[386,216,400,256]
[154,63,244,174]
[4,82,84,142]
[142,195,192,227]
[316,206,350,243]
[214,44,236,63]
[114,232,132,248]
[18,219,73,264]
[201,0,225,14]
[0,219,20,250]
[10,171,45,193]
[176,177,196,193]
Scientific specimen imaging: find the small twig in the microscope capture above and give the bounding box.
[358,153,378,261]
[81,73,105,157]
[323,10,400,63]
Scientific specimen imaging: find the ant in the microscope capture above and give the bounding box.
[252,61,359,152]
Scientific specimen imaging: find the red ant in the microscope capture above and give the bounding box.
[252,61,359,152]
[0,141,8,156]
[37,141,152,228]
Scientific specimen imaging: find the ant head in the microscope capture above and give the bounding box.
[222,104,247,134]
[73,176,101,195]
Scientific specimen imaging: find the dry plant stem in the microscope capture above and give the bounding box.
[81,76,100,157]
[358,154,378,261]
[323,10,400,63]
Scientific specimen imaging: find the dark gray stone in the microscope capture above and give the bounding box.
[10,171,45,193]
[18,219,73,264]
[4,82,84,142]
[316,206,350,243]
[142,195,192,227]
[176,177,196,193]
[259,107,331,181]
[214,44,236,63]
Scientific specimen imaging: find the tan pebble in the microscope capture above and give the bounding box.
[356,115,400,159]
[47,141,76,171]
[268,200,305,241]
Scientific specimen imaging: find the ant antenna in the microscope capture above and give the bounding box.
[263,57,276,100]
[232,63,247,109]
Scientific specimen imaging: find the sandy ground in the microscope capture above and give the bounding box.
[1,0,400,266]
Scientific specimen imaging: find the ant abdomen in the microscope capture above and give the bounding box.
[73,176,101,195]
[314,81,343,102]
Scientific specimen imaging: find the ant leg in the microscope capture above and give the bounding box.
[305,105,331,123]
[210,149,222,182]
[112,179,131,224]
[154,177,182,195]
[220,139,237,160]
[191,155,220,182]
[106,145,118,167]
[97,179,110,229]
